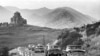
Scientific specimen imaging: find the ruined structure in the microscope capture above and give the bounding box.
[0,22,9,27]
[11,11,27,25]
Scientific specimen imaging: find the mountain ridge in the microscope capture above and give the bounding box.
[2,6,96,28]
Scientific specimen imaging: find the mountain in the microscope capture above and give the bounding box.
[43,7,94,28]
[18,7,52,26]
[19,7,94,28]
[10,7,51,18]
[5,6,20,12]
[4,6,52,26]
[4,6,95,28]
[0,6,13,22]
[32,7,51,15]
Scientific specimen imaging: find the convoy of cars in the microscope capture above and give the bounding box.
[33,44,86,56]
[9,43,86,56]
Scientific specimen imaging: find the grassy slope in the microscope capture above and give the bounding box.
[0,25,61,48]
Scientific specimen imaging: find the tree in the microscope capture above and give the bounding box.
[57,30,82,49]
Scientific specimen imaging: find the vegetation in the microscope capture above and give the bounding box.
[57,30,83,49]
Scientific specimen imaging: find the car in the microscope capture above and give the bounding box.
[45,45,62,56]
[45,48,62,56]
[28,44,35,51]
[34,47,44,53]
[65,45,86,56]
[66,45,86,53]
[62,50,68,56]
[34,44,45,53]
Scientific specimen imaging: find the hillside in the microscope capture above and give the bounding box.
[5,6,20,12]
[0,25,61,48]
[0,11,62,49]
[56,21,100,56]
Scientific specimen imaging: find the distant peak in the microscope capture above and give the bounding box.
[39,7,49,10]
[55,7,75,11]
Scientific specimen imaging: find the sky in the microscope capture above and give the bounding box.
[0,0,100,20]
[0,0,99,9]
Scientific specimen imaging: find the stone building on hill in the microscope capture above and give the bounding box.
[11,11,27,25]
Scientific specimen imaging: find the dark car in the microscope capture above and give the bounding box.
[34,45,45,53]
[34,47,45,53]
[45,49,62,56]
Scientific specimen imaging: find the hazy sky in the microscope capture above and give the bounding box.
[0,0,99,9]
[0,0,100,20]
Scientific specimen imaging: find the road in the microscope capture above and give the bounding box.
[33,53,85,56]
[34,53,45,56]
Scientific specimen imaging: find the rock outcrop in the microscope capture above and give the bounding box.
[11,11,27,25]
